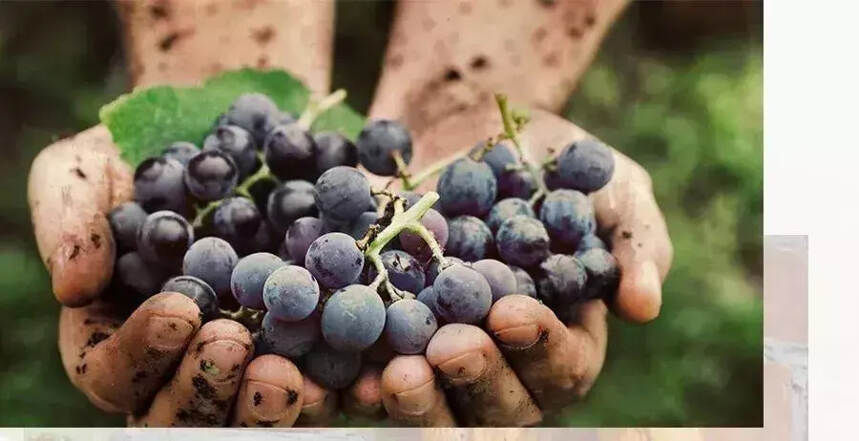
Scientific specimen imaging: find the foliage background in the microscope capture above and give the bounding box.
[0,1,762,427]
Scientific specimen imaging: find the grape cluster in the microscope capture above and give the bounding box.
[106,91,619,391]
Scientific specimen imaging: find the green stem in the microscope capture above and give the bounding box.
[297,89,348,130]
[401,149,470,191]
[218,305,263,330]
[494,93,549,205]
[362,192,441,301]
[404,222,447,265]
[234,160,272,199]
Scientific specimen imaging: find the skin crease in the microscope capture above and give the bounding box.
[27,0,675,429]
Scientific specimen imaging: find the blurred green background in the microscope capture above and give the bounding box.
[0,1,762,427]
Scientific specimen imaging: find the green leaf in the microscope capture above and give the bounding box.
[100,69,364,166]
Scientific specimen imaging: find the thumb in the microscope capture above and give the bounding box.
[28,125,133,306]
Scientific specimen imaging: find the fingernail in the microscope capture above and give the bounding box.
[436,351,486,382]
[248,382,301,422]
[493,324,541,348]
[391,380,436,415]
[197,339,250,382]
[145,316,195,352]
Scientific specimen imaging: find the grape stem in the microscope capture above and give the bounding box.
[394,149,470,191]
[234,158,272,199]
[297,89,347,130]
[362,191,443,302]
[192,200,221,228]
[494,93,550,205]
[218,305,263,330]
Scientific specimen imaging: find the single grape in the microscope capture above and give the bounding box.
[495,215,550,268]
[259,311,321,359]
[574,248,620,301]
[134,157,191,216]
[471,259,518,302]
[115,252,169,299]
[184,150,239,202]
[203,125,259,179]
[498,168,537,200]
[162,141,200,166]
[321,284,386,352]
[230,252,286,309]
[356,119,413,176]
[364,250,426,294]
[578,234,607,252]
[537,254,587,305]
[347,211,379,240]
[266,180,317,233]
[247,176,278,213]
[539,189,596,249]
[182,237,238,300]
[470,141,516,177]
[416,286,441,318]
[437,158,497,217]
[314,131,359,174]
[425,256,465,285]
[305,232,364,290]
[314,166,372,223]
[434,264,492,324]
[304,342,362,390]
[508,265,537,298]
[446,216,494,261]
[223,92,280,147]
[263,265,319,322]
[555,138,615,193]
[212,197,262,253]
[137,210,194,271]
[285,217,324,263]
[264,123,318,181]
[399,209,448,261]
[384,299,438,354]
[162,275,218,320]
[108,201,147,253]
[485,198,535,232]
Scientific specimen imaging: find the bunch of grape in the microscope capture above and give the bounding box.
[106,92,619,391]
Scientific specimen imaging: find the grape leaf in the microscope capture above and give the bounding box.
[100,69,364,166]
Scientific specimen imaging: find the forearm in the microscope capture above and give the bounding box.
[115,0,334,91]
[369,0,628,135]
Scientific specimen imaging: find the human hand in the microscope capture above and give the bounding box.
[359,104,673,426]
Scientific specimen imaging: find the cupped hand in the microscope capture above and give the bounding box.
[30,127,308,427]
[360,105,673,426]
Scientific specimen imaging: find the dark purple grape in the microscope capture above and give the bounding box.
[285,217,324,264]
[508,265,537,298]
[259,311,321,359]
[356,120,413,176]
[263,265,320,322]
[162,275,219,320]
[495,215,550,268]
[471,259,518,302]
[425,256,465,286]
[536,254,587,305]
[230,252,285,309]
[539,189,596,249]
[223,93,280,147]
[498,168,536,200]
[574,248,620,301]
[305,232,364,290]
[485,198,535,232]
[264,123,318,181]
[437,158,497,218]
[364,250,426,294]
[384,299,437,354]
[137,210,194,271]
[433,264,492,325]
[184,150,239,202]
[267,180,317,233]
[314,131,358,173]
[446,216,494,262]
[212,197,262,253]
[555,139,615,193]
[304,342,362,390]
[116,252,169,300]
[108,201,147,253]
[134,157,191,216]
[314,166,373,223]
[470,141,516,177]
[321,284,386,352]
[182,236,238,300]
[203,125,259,179]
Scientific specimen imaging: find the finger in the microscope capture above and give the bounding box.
[295,375,338,427]
[231,354,304,428]
[486,295,607,410]
[342,364,386,420]
[59,292,201,413]
[380,355,455,427]
[28,126,133,306]
[131,319,253,427]
[591,150,673,323]
[425,324,542,427]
